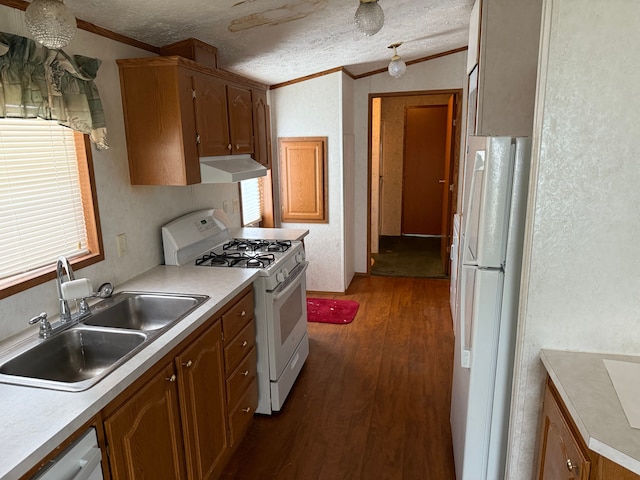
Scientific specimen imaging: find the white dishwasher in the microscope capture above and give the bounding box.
[32,428,103,480]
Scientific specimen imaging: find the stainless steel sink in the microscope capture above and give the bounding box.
[83,292,209,331]
[0,291,209,391]
[0,327,147,391]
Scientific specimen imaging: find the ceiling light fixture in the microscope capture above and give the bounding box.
[387,43,407,79]
[354,0,384,36]
[25,0,77,49]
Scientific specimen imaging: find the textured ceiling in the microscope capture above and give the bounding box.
[65,0,474,85]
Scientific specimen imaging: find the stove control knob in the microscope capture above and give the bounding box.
[276,272,285,283]
[295,252,304,263]
[283,268,289,277]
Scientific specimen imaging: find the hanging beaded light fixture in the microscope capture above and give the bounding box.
[25,0,77,49]
[354,0,384,36]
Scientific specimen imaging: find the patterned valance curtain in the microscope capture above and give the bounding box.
[0,32,108,150]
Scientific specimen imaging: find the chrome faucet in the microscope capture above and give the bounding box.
[56,256,74,323]
[28,257,104,339]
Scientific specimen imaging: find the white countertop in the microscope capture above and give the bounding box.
[0,265,259,480]
[229,227,309,241]
[541,349,640,474]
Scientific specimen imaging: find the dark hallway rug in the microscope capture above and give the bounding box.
[371,235,448,279]
[306,298,359,324]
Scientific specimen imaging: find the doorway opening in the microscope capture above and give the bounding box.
[368,90,462,278]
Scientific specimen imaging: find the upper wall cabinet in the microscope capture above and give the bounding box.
[117,54,268,186]
[252,89,272,169]
[467,0,543,137]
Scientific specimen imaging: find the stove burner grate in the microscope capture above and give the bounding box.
[195,251,276,268]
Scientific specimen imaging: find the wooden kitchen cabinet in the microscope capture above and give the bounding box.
[226,84,254,155]
[117,55,266,185]
[104,362,187,479]
[176,321,228,480]
[536,380,590,480]
[537,379,640,480]
[221,289,258,448]
[117,57,200,185]
[252,88,272,169]
[193,74,231,157]
[102,287,256,480]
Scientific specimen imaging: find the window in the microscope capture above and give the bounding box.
[240,177,263,226]
[0,118,103,299]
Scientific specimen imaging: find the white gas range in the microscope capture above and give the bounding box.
[161,209,309,414]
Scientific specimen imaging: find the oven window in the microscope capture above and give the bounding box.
[279,283,303,344]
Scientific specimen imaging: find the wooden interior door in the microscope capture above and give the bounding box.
[401,105,448,235]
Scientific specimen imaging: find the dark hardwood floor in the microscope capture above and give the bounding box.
[221,275,456,480]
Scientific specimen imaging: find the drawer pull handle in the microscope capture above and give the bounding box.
[166,374,176,383]
[241,407,251,413]
[241,340,248,347]
[240,310,246,316]
[241,370,249,377]
[566,458,576,472]
[182,360,193,368]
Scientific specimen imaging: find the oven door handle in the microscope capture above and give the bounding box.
[271,261,309,301]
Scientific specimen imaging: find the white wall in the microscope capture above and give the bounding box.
[270,72,346,292]
[352,52,467,273]
[342,75,356,289]
[507,1,640,478]
[0,6,242,341]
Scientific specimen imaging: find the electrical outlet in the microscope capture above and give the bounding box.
[223,200,229,213]
[116,233,127,257]
[233,198,239,213]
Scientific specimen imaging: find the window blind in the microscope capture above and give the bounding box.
[0,118,89,281]
[240,177,263,226]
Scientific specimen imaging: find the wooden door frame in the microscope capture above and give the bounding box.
[366,89,463,275]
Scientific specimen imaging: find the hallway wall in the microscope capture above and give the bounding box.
[353,51,467,274]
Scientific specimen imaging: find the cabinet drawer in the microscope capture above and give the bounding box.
[224,319,256,373]
[228,381,258,448]
[226,346,257,407]
[537,381,590,480]
[222,293,254,343]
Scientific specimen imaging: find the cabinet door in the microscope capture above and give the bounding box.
[194,75,231,156]
[227,85,254,154]
[104,363,186,480]
[177,321,228,480]
[536,384,590,480]
[252,89,272,168]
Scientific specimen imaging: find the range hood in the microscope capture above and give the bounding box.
[199,155,267,183]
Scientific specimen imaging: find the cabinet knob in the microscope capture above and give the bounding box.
[182,360,193,368]
[196,134,201,145]
[241,407,252,413]
[566,458,576,472]
[240,310,246,317]
[241,370,249,377]
[166,374,177,383]
[228,144,232,150]
[236,144,240,150]
[241,340,248,347]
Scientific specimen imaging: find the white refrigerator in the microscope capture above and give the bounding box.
[450,136,531,480]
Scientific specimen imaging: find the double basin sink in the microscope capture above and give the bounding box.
[0,292,208,392]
